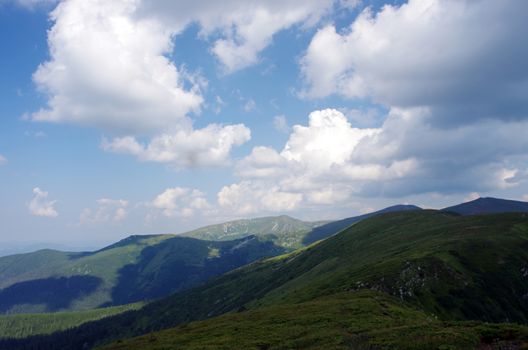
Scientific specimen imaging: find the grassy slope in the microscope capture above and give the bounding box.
[181,215,326,249]
[0,234,285,313]
[5,210,528,349]
[0,303,142,339]
[0,235,173,312]
[101,291,528,350]
[443,197,528,215]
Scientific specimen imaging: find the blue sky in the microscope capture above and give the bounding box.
[1,0,527,249]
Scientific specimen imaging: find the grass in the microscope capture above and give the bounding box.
[100,291,528,350]
[0,303,142,339]
[5,210,528,349]
[0,234,285,313]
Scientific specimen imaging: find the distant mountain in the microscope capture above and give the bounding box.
[302,204,421,245]
[182,206,422,249]
[0,234,284,314]
[181,215,326,249]
[443,197,528,215]
[11,210,528,349]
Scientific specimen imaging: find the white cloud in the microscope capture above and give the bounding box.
[28,187,58,217]
[150,187,212,218]
[218,181,302,215]
[28,1,324,168]
[273,115,289,133]
[300,0,528,125]
[80,198,129,224]
[0,154,6,166]
[523,195,528,202]
[140,0,338,73]
[102,124,250,168]
[281,109,379,172]
[225,107,528,215]
[32,0,344,133]
[32,0,203,135]
[236,146,286,178]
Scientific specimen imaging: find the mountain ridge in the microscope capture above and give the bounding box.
[6,209,528,349]
[443,197,528,215]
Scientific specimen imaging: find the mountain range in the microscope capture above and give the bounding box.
[0,204,423,314]
[1,197,528,349]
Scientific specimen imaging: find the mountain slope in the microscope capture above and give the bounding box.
[302,204,421,245]
[0,206,425,314]
[6,210,528,349]
[0,235,285,313]
[180,215,326,249]
[443,197,528,215]
[182,205,421,249]
[103,292,528,350]
[0,303,142,339]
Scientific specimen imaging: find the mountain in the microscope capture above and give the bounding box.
[0,303,142,339]
[182,205,421,249]
[0,234,285,314]
[443,197,528,215]
[180,215,326,249]
[7,210,528,349]
[102,291,528,350]
[0,206,424,315]
[302,204,421,245]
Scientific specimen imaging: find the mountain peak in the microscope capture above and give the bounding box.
[442,197,528,215]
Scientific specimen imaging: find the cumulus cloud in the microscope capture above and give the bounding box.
[32,0,203,135]
[224,107,528,215]
[32,0,343,133]
[28,187,58,217]
[0,154,6,166]
[138,0,338,73]
[102,124,250,168]
[31,0,345,167]
[80,198,129,224]
[281,109,379,172]
[301,0,528,125]
[150,187,212,218]
[218,181,302,215]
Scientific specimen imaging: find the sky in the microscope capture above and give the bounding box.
[1,0,528,250]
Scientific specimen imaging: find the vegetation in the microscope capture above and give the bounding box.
[3,210,528,349]
[0,303,142,339]
[101,291,528,350]
[0,234,285,313]
[0,207,420,314]
[181,215,326,249]
[443,197,528,215]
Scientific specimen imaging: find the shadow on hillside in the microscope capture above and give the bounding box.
[104,236,286,307]
[302,217,362,246]
[0,275,102,313]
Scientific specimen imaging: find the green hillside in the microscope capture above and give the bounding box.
[102,292,528,350]
[0,208,421,314]
[181,215,326,249]
[181,207,421,249]
[0,234,285,313]
[0,303,142,339]
[6,210,528,349]
[443,197,528,215]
